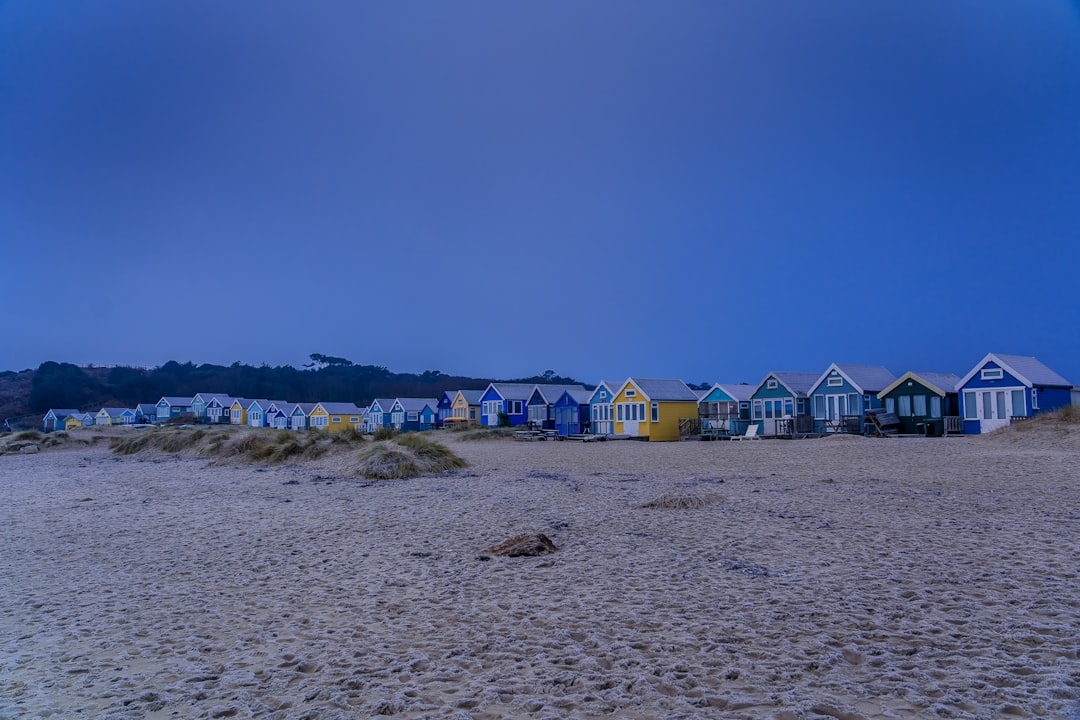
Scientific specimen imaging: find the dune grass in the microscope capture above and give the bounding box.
[456,426,516,441]
[108,425,462,479]
[13,430,42,442]
[372,426,398,441]
[639,491,720,510]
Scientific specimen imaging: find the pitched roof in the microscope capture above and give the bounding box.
[395,398,438,413]
[587,381,620,403]
[530,384,587,404]
[136,403,157,413]
[292,403,318,415]
[193,392,229,402]
[457,390,485,404]
[811,364,896,395]
[45,409,81,419]
[556,388,594,405]
[758,372,819,397]
[709,383,756,402]
[99,407,133,417]
[622,378,699,402]
[487,383,537,401]
[318,402,362,414]
[158,396,193,406]
[878,371,961,398]
[959,353,1072,389]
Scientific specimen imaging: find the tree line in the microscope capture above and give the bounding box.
[16,356,584,416]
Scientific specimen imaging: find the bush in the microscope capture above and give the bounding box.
[497,412,511,428]
[14,430,42,441]
[394,433,467,472]
[372,426,398,441]
[458,427,515,441]
[357,446,420,479]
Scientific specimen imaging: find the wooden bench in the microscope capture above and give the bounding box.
[866,409,901,437]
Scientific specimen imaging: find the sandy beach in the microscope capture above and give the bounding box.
[1,431,1078,719]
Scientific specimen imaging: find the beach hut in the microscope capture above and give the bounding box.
[749,373,817,437]
[479,383,535,427]
[807,364,896,434]
[42,409,80,433]
[586,381,620,436]
[436,391,456,427]
[309,402,363,432]
[63,412,88,430]
[246,399,285,428]
[228,398,251,425]
[449,390,484,425]
[877,372,961,436]
[526,384,588,430]
[389,398,439,432]
[612,378,700,442]
[365,399,394,432]
[191,393,230,422]
[134,403,158,423]
[290,402,316,430]
[203,396,238,424]
[96,407,136,426]
[956,353,1073,434]
[698,383,755,437]
[155,397,194,423]
[552,388,594,436]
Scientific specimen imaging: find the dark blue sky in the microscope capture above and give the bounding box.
[3,1,1079,385]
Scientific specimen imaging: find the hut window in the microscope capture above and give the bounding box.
[1031,388,1039,410]
[964,392,977,419]
[827,377,843,387]
[784,398,794,416]
[898,395,911,416]
[626,390,637,398]
[1011,390,1026,417]
[930,396,941,417]
[651,402,659,422]
[814,395,825,419]
[407,413,418,422]
[913,395,927,416]
[509,401,523,415]
[767,380,778,389]
[885,397,895,413]
[332,417,341,423]
[848,393,860,413]
[981,368,1003,381]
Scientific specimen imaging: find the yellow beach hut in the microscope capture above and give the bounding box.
[612,378,700,442]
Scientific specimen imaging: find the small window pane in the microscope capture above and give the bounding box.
[898,395,911,416]
[996,392,1006,420]
[913,395,927,416]
[1011,390,1026,416]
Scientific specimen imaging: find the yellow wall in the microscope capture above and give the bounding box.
[612,382,697,441]
[451,393,479,422]
[230,403,247,425]
[95,411,112,426]
[65,416,83,430]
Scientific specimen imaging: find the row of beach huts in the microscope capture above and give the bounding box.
[41,353,1079,441]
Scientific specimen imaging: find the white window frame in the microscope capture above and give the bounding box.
[508,400,523,415]
[767,379,778,389]
[625,389,636,398]
[827,376,843,387]
[332,417,341,423]
[406,412,418,422]
[981,368,1004,381]
[1031,388,1039,410]
[650,402,659,422]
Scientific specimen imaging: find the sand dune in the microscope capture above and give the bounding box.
[1,433,1078,719]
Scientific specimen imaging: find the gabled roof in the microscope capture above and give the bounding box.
[810,364,896,395]
[291,403,317,415]
[45,408,81,419]
[193,392,229,403]
[486,383,539,401]
[555,388,594,406]
[704,383,756,403]
[878,371,961,399]
[267,402,296,415]
[393,398,438,413]
[456,390,485,405]
[228,397,250,407]
[755,372,819,398]
[369,398,395,412]
[205,396,239,407]
[587,381,620,404]
[158,396,193,406]
[99,407,134,418]
[617,378,699,402]
[245,399,283,411]
[958,353,1072,389]
[318,402,362,414]
[136,403,158,414]
[529,384,587,404]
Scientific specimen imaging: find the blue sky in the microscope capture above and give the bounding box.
[3,1,1079,386]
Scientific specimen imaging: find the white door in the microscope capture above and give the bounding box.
[977,389,1015,433]
[485,401,499,426]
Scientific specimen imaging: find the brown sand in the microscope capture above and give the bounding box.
[1,434,1078,719]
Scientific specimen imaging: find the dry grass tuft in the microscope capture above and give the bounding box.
[357,445,420,479]
[394,433,468,472]
[457,427,516,441]
[13,430,42,442]
[372,426,398,441]
[639,492,720,510]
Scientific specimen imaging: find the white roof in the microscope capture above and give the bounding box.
[958,353,1072,389]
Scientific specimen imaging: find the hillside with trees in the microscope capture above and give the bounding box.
[0,355,585,428]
